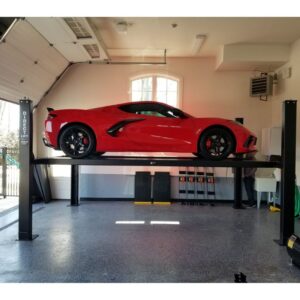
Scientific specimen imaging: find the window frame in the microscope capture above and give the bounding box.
[129,72,183,108]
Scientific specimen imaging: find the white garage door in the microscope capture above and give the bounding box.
[0,19,68,105]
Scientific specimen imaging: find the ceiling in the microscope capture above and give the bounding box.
[2,17,300,104]
[26,17,300,60]
[89,17,300,57]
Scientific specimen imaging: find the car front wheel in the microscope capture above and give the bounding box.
[199,127,234,160]
[59,124,95,159]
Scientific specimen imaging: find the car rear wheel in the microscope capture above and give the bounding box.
[199,127,234,160]
[59,124,95,159]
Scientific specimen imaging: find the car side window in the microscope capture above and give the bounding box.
[136,110,166,117]
[119,103,186,118]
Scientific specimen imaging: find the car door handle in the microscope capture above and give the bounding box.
[107,118,145,137]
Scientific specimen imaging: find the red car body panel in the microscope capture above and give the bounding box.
[44,101,257,154]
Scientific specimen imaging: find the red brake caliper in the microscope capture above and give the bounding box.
[206,138,212,149]
[82,137,89,145]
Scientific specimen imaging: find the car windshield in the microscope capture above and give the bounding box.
[119,103,191,119]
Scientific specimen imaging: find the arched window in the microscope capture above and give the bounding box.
[130,75,180,108]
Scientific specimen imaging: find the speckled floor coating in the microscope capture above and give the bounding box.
[1,200,300,283]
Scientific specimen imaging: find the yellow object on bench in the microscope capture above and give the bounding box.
[269,205,280,212]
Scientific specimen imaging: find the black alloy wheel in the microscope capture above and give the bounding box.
[199,127,234,160]
[59,124,95,158]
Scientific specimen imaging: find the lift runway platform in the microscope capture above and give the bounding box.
[34,155,281,168]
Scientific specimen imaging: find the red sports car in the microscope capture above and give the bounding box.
[43,101,257,160]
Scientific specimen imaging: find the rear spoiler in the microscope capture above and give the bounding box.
[47,107,54,112]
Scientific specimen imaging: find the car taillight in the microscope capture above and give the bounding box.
[48,113,57,119]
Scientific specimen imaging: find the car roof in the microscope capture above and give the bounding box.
[118,100,172,107]
[119,101,172,110]
[89,101,171,111]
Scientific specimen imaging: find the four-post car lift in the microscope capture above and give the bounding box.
[18,99,297,246]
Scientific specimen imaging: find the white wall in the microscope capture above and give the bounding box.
[36,57,272,157]
[271,39,300,184]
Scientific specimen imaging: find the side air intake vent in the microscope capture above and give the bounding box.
[250,75,273,99]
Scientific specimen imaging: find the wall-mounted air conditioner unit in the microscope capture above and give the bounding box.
[250,74,273,100]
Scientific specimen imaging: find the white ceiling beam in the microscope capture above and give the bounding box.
[216,44,290,71]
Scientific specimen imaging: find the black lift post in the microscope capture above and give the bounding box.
[2,147,7,198]
[70,165,80,206]
[233,117,244,209]
[18,99,37,240]
[233,167,243,209]
[279,100,297,245]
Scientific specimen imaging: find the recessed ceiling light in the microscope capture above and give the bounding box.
[115,21,128,34]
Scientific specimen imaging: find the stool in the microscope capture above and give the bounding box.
[254,177,277,209]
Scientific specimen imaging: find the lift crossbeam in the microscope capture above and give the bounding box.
[34,156,280,168]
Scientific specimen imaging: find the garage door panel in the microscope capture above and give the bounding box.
[0,50,60,101]
[0,84,27,102]
[0,44,60,89]
[0,79,55,102]
[0,77,43,102]
[6,21,68,68]
[0,19,68,104]
[0,41,66,80]
[0,42,51,79]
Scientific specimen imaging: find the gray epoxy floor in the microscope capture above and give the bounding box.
[1,200,300,283]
